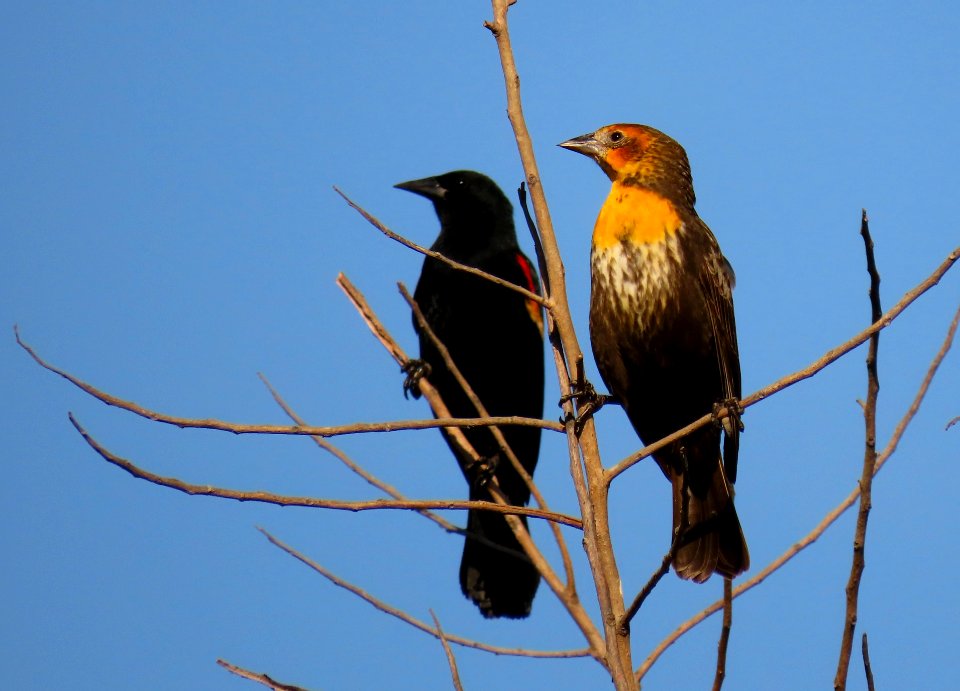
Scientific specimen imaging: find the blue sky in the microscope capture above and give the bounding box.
[4,2,959,689]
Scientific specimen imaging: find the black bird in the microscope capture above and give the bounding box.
[396,170,545,618]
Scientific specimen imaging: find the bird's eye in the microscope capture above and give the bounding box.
[609,131,624,143]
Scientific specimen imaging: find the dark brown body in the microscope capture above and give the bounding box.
[562,123,748,582]
[590,221,748,581]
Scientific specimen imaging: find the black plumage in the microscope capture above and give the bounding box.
[396,170,545,617]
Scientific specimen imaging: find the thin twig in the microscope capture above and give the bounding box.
[398,282,600,653]
[258,373,461,535]
[620,477,689,634]
[259,527,593,660]
[429,610,464,691]
[216,659,310,691]
[517,182,550,297]
[334,186,548,307]
[712,579,733,691]
[14,328,561,438]
[835,211,882,691]
[337,268,600,619]
[620,472,690,633]
[861,632,876,691]
[66,413,581,527]
[620,553,672,636]
[607,246,960,483]
[399,283,542,507]
[399,282,578,591]
[337,273,485,467]
[260,373,539,562]
[637,302,960,681]
[338,268,606,652]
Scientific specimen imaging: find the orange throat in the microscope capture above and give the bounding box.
[592,184,683,250]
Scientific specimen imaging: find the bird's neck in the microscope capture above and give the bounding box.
[592,182,684,251]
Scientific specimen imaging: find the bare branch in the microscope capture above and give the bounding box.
[429,610,464,691]
[637,301,960,681]
[608,246,960,483]
[399,282,578,590]
[861,633,876,691]
[338,272,602,651]
[67,413,582,528]
[216,659,310,691]
[619,552,672,636]
[258,372,459,534]
[835,210,882,690]
[338,274,604,651]
[261,373,546,564]
[619,477,689,634]
[259,528,593,660]
[517,182,550,296]
[337,273,485,467]
[486,0,629,684]
[15,327,561,440]
[712,579,733,691]
[333,186,548,307]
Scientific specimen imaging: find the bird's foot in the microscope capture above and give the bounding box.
[467,454,498,487]
[401,359,431,400]
[559,379,618,434]
[713,398,744,437]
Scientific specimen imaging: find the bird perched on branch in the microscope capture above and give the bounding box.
[559,124,749,582]
[396,170,545,618]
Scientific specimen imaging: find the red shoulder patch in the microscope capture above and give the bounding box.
[515,253,544,333]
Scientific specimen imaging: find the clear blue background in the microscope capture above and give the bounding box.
[4,2,958,689]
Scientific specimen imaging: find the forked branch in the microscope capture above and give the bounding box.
[259,528,593,660]
[835,210,883,690]
[637,301,960,681]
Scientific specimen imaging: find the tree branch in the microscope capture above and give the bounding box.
[637,301,960,681]
[14,326,561,439]
[333,186,548,307]
[861,632,876,691]
[258,372,466,537]
[429,610,464,691]
[259,527,593,660]
[397,281,601,653]
[608,245,960,483]
[67,413,582,527]
[712,578,733,691]
[216,659,310,691]
[835,210,882,690]
[399,281,578,590]
[485,1,630,685]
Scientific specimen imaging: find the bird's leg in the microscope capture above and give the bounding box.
[713,397,744,437]
[558,378,619,435]
[401,359,431,400]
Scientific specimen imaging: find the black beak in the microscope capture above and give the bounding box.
[394,176,446,201]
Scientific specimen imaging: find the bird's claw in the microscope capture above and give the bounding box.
[712,398,744,437]
[559,379,618,434]
[402,359,431,400]
[467,454,498,487]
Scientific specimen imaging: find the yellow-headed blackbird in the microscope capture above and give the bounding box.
[396,170,545,617]
[559,125,748,582]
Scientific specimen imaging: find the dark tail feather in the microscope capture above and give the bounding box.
[671,459,749,583]
[459,496,540,619]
